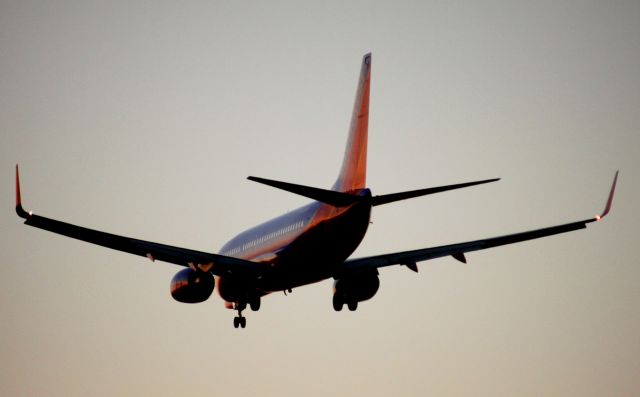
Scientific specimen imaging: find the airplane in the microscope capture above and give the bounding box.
[15,53,618,328]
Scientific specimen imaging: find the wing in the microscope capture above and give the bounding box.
[15,165,267,279]
[337,171,618,276]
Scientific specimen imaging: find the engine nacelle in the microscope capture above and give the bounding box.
[333,271,380,310]
[170,268,215,304]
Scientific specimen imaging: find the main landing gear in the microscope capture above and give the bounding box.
[233,302,247,328]
[232,296,261,328]
[233,314,246,329]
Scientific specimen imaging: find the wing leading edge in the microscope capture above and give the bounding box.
[337,171,619,276]
[15,165,267,279]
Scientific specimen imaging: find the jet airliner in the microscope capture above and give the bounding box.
[16,53,618,328]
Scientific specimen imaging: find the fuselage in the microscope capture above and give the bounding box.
[218,188,372,293]
[215,53,372,306]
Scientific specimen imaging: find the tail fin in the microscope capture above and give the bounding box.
[332,53,371,193]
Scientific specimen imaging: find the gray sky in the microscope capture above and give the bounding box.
[1,1,638,396]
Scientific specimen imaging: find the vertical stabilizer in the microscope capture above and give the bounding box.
[332,53,371,193]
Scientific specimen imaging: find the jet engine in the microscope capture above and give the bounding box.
[332,271,380,311]
[170,268,215,303]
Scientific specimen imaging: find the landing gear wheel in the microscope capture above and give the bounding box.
[333,295,344,311]
[233,316,247,328]
[347,300,358,311]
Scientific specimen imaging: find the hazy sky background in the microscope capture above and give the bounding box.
[1,1,638,396]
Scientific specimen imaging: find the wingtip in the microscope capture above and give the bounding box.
[15,164,21,206]
[15,164,31,219]
[596,170,618,221]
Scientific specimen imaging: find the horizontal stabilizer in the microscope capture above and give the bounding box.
[370,178,500,206]
[247,176,361,207]
[249,176,500,208]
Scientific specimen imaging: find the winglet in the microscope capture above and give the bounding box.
[595,170,618,221]
[15,164,31,219]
